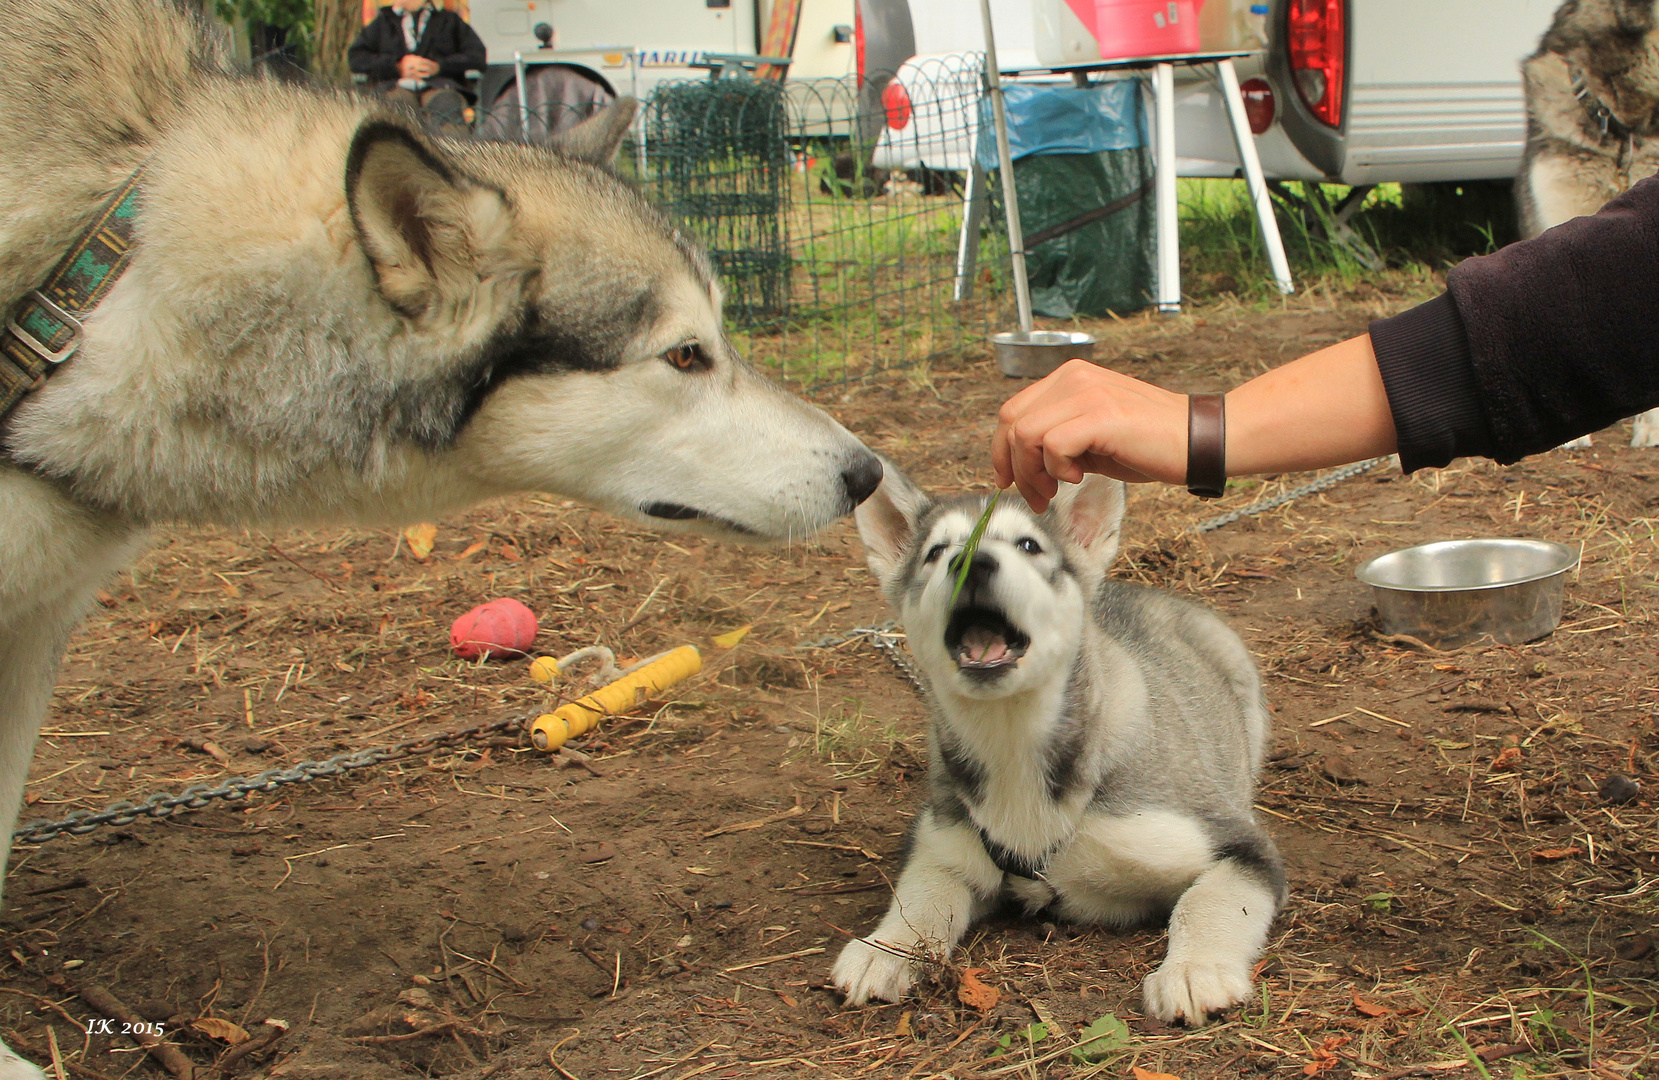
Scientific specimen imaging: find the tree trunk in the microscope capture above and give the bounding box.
[312,0,361,85]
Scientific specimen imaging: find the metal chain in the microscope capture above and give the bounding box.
[797,623,929,697]
[13,715,528,846]
[1192,456,1390,534]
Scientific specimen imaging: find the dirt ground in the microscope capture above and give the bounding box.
[3,282,1657,1080]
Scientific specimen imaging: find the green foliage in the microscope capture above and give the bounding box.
[1362,891,1395,913]
[990,1022,1049,1057]
[1177,177,1520,300]
[1070,1013,1132,1063]
[216,0,313,36]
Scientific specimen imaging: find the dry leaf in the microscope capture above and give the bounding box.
[779,993,798,1009]
[497,544,522,562]
[957,968,999,1011]
[404,523,437,560]
[1532,846,1583,862]
[894,1011,913,1037]
[1132,1069,1183,1080]
[1490,746,1523,771]
[712,624,752,649]
[1353,991,1393,1017]
[457,541,486,560]
[192,1017,250,1044]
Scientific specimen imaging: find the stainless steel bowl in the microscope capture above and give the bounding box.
[990,330,1096,378]
[1355,538,1578,648]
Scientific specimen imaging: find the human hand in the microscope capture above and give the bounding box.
[991,358,1190,512]
[398,54,438,79]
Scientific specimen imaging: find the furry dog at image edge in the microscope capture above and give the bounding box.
[1520,0,1659,446]
[0,1,880,1073]
[832,463,1286,1024]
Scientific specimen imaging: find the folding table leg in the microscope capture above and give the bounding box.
[1153,61,1181,314]
[1217,58,1294,294]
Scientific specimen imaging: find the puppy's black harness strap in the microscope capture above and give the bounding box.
[0,165,145,423]
[978,826,1052,881]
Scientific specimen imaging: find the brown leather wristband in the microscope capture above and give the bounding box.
[1186,393,1227,499]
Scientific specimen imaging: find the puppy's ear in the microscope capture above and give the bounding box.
[854,458,932,590]
[346,120,518,320]
[1049,474,1126,573]
[551,98,638,166]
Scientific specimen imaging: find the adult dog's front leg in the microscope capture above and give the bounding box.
[1142,849,1284,1026]
[832,812,1001,1005]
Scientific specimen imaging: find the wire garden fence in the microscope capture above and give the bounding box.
[631,62,1007,386]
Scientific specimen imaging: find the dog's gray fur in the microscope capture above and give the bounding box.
[832,465,1285,1025]
[1520,0,1659,445]
[0,4,878,1072]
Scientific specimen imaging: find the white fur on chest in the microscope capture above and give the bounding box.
[937,680,1091,860]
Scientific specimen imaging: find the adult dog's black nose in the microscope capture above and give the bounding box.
[842,453,883,507]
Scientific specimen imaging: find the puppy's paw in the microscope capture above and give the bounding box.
[0,1041,47,1080]
[1142,956,1252,1026]
[832,937,916,1005]
[1559,435,1594,450]
[1631,410,1659,448]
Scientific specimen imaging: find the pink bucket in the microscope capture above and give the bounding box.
[1065,0,1205,60]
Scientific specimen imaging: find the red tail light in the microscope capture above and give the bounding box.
[1240,77,1275,135]
[1287,0,1344,128]
[855,4,866,83]
[882,80,912,129]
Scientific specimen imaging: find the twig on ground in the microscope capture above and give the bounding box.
[59,979,195,1079]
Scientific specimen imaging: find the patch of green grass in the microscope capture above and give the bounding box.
[1179,177,1520,300]
[810,698,901,779]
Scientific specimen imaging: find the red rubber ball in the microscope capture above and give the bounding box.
[450,598,539,660]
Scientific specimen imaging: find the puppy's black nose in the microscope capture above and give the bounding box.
[841,453,883,507]
[947,551,999,592]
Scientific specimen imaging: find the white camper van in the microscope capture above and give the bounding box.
[462,0,857,104]
[865,0,1561,186]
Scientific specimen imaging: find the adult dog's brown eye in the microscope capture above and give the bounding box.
[663,343,707,371]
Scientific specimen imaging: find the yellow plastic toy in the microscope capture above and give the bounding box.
[530,645,702,752]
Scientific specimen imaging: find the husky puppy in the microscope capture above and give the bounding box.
[832,466,1285,1025]
[1519,0,1659,445]
[0,3,878,1073]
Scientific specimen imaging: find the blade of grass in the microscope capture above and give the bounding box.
[950,491,1001,608]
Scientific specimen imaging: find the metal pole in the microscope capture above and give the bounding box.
[514,51,530,143]
[1153,61,1180,313]
[1216,58,1294,294]
[980,0,1032,334]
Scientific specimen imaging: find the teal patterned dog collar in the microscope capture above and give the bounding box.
[1,166,145,420]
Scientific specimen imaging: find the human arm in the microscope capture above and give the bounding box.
[347,20,403,82]
[436,18,487,81]
[991,337,1398,512]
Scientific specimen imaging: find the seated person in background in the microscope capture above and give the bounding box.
[348,1,486,123]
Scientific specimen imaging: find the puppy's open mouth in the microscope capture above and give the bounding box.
[945,607,1030,671]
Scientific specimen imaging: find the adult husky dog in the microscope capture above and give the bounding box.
[1519,0,1659,445]
[0,2,878,1072]
[832,466,1284,1025]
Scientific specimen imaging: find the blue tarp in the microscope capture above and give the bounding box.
[975,78,1145,171]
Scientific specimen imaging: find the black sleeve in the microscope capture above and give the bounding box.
[1369,293,1495,473]
[436,18,486,79]
[348,20,402,81]
[1447,175,1659,460]
[1368,175,1659,469]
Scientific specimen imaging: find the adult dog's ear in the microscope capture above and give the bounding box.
[346,119,517,320]
[1048,474,1126,585]
[551,97,638,166]
[853,457,931,590]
